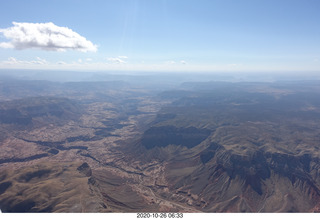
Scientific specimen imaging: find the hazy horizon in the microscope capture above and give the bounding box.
[1,0,320,73]
[1,68,320,83]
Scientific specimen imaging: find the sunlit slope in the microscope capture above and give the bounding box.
[0,161,104,212]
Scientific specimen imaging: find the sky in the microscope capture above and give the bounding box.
[0,0,319,73]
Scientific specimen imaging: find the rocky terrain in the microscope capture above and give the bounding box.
[1,77,320,212]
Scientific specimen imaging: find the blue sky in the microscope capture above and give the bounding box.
[0,0,319,72]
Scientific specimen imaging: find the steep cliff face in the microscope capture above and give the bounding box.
[152,141,320,212]
[135,82,320,212]
[137,123,320,212]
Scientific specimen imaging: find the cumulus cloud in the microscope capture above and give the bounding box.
[0,22,97,52]
[106,56,128,64]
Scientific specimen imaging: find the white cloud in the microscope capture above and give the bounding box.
[165,60,176,65]
[106,56,127,64]
[57,61,67,65]
[31,57,48,65]
[2,57,48,65]
[165,60,188,65]
[0,22,97,52]
[0,42,13,49]
[5,57,19,64]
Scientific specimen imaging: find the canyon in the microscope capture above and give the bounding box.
[0,76,320,212]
